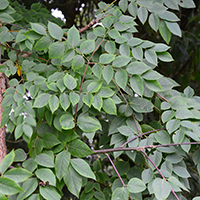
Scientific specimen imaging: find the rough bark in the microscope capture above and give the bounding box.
[0,72,7,163]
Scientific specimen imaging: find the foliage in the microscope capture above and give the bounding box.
[0,0,200,199]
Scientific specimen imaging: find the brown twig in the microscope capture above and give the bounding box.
[93,142,200,154]
[78,16,106,34]
[73,39,104,127]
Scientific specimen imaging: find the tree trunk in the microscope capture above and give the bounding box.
[0,72,7,163]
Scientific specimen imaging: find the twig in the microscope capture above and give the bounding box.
[73,39,104,127]
[78,16,106,34]
[156,93,169,102]
[106,153,133,200]
[3,22,29,31]
[140,150,179,200]
[93,142,200,154]
[112,78,129,105]
[120,128,164,147]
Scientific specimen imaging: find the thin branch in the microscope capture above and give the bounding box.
[93,142,200,154]
[3,22,29,31]
[106,153,133,200]
[73,39,104,126]
[140,150,179,200]
[0,43,31,55]
[112,78,129,105]
[78,16,106,34]
[120,128,164,147]
[133,115,141,134]
[156,93,169,102]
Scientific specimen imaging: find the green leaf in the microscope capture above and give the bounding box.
[103,98,117,115]
[173,165,191,178]
[153,178,171,199]
[111,187,129,200]
[93,26,105,37]
[118,126,133,136]
[102,16,113,29]
[49,95,59,113]
[35,168,56,186]
[98,87,115,98]
[35,153,54,168]
[30,23,46,35]
[155,130,171,144]
[77,116,101,133]
[112,56,132,68]
[22,124,33,138]
[130,97,154,113]
[14,124,23,140]
[149,13,160,32]
[49,41,65,59]
[145,49,157,65]
[69,92,80,106]
[34,36,52,50]
[55,151,70,180]
[127,178,146,193]
[68,139,93,157]
[138,6,148,24]
[142,70,163,80]
[33,93,51,108]
[68,25,80,47]
[87,80,102,93]
[60,113,75,130]
[0,13,15,23]
[63,73,77,90]
[103,65,113,84]
[99,54,116,64]
[92,63,102,79]
[157,52,174,62]
[59,93,70,111]
[165,21,182,37]
[83,93,93,107]
[80,40,95,54]
[159,11,180,22]
[166,119,181,134]
[128,38,143,47]
[119,0,128,12]
[24,30,41,40]
[159,20,171,44]
[71,158,96,180]
[72,55,85,70]
[16,178,38,200]
[0,177,23,195]
[61,49,75,63]
[0,150,15,175]
[14,148,27,162]
[161,110,175,123]
[144,80,162,92]
[115,69,128,90]
[119,43,130,56]
[42,133,61,148]
[64,165,82,198]
[184,86,194,98]
[105,41,116,54]
[40,186,61,200]
[4,168,32,183]
[127,61,150,75]
[128,2,137,17]
[48,21,63,40]
[108,29,120,39]
[0,0,9,10]
[163,0,179,10]
[132,46,143,61]
[179,0,195,8]
[92,95,103,111]
[130,75,144,96]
